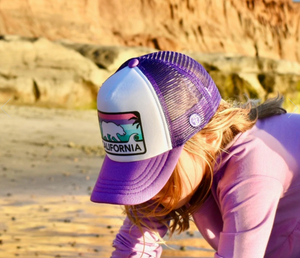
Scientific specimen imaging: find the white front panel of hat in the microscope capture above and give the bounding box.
[97,66,172,162]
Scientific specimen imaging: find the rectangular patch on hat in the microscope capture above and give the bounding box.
[98,111,147,156]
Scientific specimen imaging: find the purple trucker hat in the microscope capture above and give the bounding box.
[91,51,221,205]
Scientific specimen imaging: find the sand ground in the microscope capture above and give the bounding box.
[0,104,214,258]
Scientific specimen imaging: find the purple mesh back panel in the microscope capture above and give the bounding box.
[118,51,221,148]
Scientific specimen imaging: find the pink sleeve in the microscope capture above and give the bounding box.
[216,175,283,258]
[111,216,168,258]
[212,135,289,258]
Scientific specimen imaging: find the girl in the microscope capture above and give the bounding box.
[91,51,300,258]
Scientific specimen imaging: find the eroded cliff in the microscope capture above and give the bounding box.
[0,0,299,62]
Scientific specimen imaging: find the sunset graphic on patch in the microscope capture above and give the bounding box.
[98,111,146,156]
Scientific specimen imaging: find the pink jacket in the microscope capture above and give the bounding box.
[111,113,300,258]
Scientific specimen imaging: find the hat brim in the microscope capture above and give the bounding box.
[90,146,184,205]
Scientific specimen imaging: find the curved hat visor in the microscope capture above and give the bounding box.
[90,145,183,205]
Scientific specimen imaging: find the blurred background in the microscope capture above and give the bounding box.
[1,0,300,109]
[0,0,299,257]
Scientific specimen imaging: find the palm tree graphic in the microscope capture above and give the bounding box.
[129,116,141,129]
[128,115,142,141]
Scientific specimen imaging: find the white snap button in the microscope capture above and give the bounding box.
[189,113,202,127]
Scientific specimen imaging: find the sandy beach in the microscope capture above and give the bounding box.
[0,104,214,258]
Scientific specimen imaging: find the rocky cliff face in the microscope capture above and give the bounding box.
[0,36,299,110]
[0,0,299,110]
[0,36,109,108]
[0,0,299,62]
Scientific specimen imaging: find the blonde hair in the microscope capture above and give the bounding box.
[124,94,286,237]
